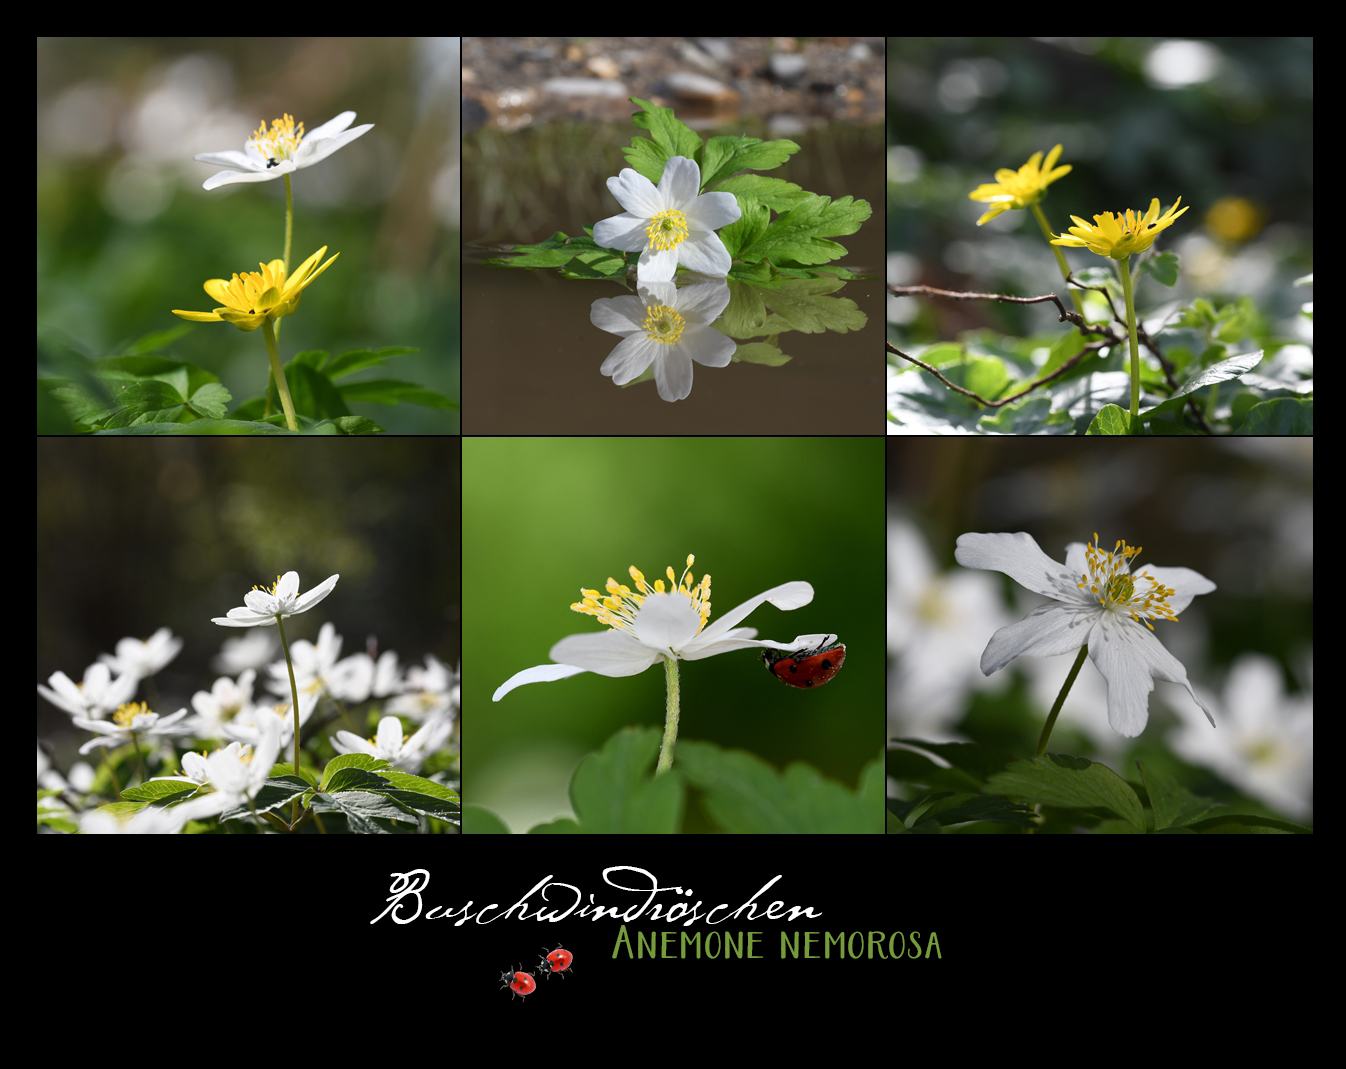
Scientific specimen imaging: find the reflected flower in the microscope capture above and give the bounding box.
[590,279,734,401]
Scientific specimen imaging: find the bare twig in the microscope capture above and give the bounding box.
[888,281,1212,432]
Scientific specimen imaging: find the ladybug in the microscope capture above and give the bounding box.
[762,637,846,689]
[499,964,536,1002]
[538,944,574,980]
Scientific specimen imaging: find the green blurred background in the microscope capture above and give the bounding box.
[464,438,884,832]
[37,36,459,432]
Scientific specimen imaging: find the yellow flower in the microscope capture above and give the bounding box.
[967,144,1072,225]
[172,246,340,332]
[1050,198,1190,260]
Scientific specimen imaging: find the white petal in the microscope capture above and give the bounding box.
[671,280,731,323]
[636,247,678,282]
[600,334,658,385]
[1087,614,1214,736]
[673,232,731,277]
[592,212,650,253]
[657,156,702,207]
[304,111,357,140]
[680,325,736,368]
[693,581,814,646]
[686,189,742,230]
[606,168,665,218]
[955,532,1083,602]
[631,592,703,650]
[293,573,339,613]
[549,630,661,676]
[978,604,1092,675]
[590,294,647,335]
[492,663,590,701]
[1134,564,1216,614]
[652,349,693,401]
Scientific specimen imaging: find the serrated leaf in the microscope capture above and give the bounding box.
[699,134,800,190]
[622,97,703,185]
[735,194,871,266]
[1236,396,1313,434]
[1171,350,1263,397]
[1085,403,1133,435]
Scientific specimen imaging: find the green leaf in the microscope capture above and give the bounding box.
[734,193,872,266]
[552,726,683,833]
[676,742,883,833]
[1085,403,1133,435]
[623,97,704,184]
[699,134,801,190]
[1139,250,1180,287]
[1235,396,1313,434]
[983,753,1147,833]
[185,382,231,420]
[1136,759,1222,830]
[713,174,810,212]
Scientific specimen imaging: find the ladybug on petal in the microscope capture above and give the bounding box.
[762,636,846,689]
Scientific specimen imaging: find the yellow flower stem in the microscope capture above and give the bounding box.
[1031,203,1086,318]
[655,655,681,775]
[1118,255,1143,433]
[262,318,299,431]
[1036,644,1089,756]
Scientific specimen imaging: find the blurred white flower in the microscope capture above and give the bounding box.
[1169,654,1313,821]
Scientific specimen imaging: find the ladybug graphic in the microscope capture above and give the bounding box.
[762,637,846,689]
[499,964,536,1002]
[538,944,574,980]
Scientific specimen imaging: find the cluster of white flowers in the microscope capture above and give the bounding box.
[38,574,459,834]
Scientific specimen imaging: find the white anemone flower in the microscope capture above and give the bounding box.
[954,531,1216,737]
[73,702,192,754]
[590,279,735,402]
[194,111,374,191]
[494,554,833,701]
[592,156,741,281]
[212,572,339,627]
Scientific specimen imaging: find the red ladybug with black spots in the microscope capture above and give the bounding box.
[500,964,536,1002]
[762,637,846,689]
[538,944,575,980]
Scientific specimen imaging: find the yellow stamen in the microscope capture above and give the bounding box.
[642,304,686,345]
[646,209,689,252]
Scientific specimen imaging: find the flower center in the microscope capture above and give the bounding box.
[113,701,150,728]
[248,114,305,165]
[642,304,686,345]
[646,209,690,252]
[252,575,283,595]
[1077,532,1178,631]
[571,553,711,635]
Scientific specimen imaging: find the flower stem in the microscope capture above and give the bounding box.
[1118,254,1142,433]
[275,613,303,824]
[1036,644,1088,756]
[655,655,682,775]
[1031,203,1086,319]
[262,318,299,431]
